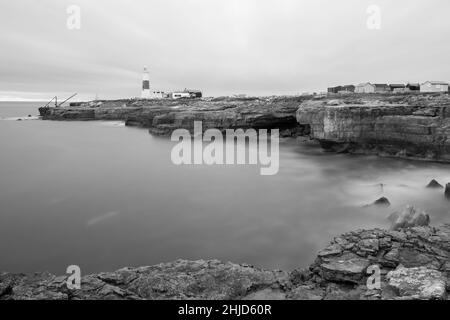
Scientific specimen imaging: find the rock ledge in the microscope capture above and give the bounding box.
[2,225,449,300]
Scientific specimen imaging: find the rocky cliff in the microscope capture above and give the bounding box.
[40,93,450,162]
[2,225,449,300]
[40,96,311,137]
[296,93,450,162]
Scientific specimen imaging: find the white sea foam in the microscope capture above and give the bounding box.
[99,121,125,127]
[0,116,40,121]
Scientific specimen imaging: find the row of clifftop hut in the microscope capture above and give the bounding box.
[328,81,449,94]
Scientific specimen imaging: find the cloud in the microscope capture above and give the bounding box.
[1,0,450,99]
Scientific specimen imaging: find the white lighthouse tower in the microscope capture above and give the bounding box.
[141,66,151,99]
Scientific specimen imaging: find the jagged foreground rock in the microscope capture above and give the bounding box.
[2,225,449,300]
[388,205,430,231]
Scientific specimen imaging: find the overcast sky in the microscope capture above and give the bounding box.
[1,0,449,100]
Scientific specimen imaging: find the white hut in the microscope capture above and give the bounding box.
[355,83,376,94]
[169,91,191,99]
[420,81,449,93]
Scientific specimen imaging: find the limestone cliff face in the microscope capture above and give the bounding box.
[39,94,450,161]
[296,94,450,162]
[40,97,311,137]
[2,225,449,300]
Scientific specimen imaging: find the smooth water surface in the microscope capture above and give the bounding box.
[1,102,449,274]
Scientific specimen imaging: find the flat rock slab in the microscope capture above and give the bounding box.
[386,267,447,300]
[320,253,370,284]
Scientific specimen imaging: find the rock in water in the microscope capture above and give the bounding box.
[445,183,450,200]
[388,206,430,231]
[386,267,447,300]
[373,197,391,207]
[364,197,391,208]
[426,179,443,189]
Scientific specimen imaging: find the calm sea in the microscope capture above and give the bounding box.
[1,101,449,274]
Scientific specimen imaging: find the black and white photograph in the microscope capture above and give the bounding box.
[1,0,450,308]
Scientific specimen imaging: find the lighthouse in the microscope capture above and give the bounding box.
[141,66,151,99]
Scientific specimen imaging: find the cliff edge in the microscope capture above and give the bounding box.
[296,94,450,162]
[39,96,311,137]
[39,93,450,162]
